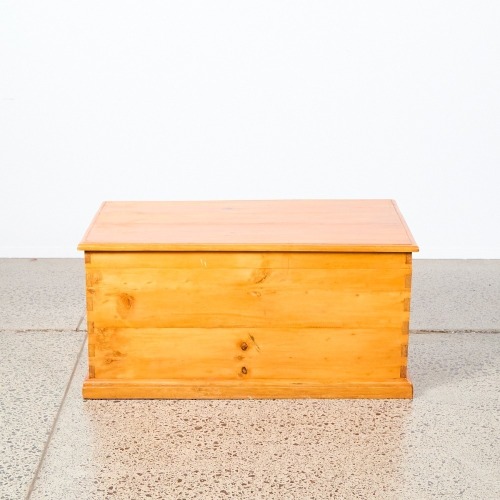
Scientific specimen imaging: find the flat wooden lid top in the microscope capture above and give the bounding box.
[78,200,418,252]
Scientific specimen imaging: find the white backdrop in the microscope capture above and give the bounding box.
[1,1,499,258]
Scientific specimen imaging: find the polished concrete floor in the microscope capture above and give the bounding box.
[0,259,499,499]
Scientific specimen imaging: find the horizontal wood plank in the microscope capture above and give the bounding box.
[87,258,410,328]
[83,377,413,399]
[88,286,409,328]
[86,251,410,270]
[87,267,409,291]
[92,327,404,380]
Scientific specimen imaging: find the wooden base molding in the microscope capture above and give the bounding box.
[83,377,413,400]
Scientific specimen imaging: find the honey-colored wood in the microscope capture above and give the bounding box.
[86,251,411,270]
[78,200,418,252]
[86,264,410,329]
[79,200,418,399]
[82,378,413,399]
[91,327,404,380]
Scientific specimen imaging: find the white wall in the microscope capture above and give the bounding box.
[1,1,499,258]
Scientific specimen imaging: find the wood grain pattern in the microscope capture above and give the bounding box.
[92,288,408,328]
[78,200,419,252]
[86,251,411,270]
[88,286,409,329]
[91,327,404,380]
[82,378,413,399]
[85,253,410,329]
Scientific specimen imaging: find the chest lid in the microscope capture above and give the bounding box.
[78,199,418,253]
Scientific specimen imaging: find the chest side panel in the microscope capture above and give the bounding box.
[85,251,412,384]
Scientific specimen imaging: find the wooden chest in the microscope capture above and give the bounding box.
[78,200,418,399]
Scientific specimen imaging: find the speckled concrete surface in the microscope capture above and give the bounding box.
[411,260,500,331]
[0,259,85,330]
[1,259,500,500]
[26,334,499,500]
[0,331,85,500]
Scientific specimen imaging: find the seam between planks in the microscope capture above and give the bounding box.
[25,333,88,500]
[1,328,499,334]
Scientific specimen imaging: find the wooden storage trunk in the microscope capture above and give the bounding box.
[78,200,418,399]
